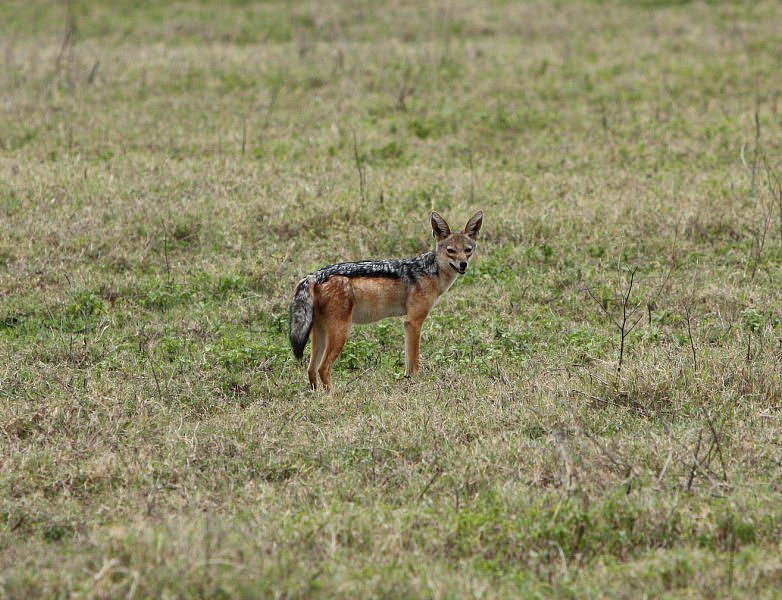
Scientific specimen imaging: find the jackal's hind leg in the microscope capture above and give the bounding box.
[308,324,325,389]
[318,318,351,392]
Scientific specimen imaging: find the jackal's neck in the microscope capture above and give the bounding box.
[430,254,458,294]
[408,251,454,293]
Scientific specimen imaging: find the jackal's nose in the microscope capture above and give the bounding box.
[459,261,467,270]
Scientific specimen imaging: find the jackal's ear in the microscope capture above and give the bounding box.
[464,210,483,240]
[431,212,451,241]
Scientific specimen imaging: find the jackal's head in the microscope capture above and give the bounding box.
[431,211,483,275]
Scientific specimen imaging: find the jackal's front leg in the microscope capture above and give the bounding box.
[404,319,423,377]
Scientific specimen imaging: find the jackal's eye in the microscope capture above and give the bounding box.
[465,247,473,254]
[446,247,456,255]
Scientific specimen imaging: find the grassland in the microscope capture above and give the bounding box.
[1,0,781,597]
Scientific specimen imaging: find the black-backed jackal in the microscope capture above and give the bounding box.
[289,211,483,390]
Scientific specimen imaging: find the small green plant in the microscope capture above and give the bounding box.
[141,282,190,311]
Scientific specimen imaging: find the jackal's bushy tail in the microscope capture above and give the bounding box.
[289,277,314,359]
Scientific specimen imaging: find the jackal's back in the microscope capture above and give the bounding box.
[311,251,438,285]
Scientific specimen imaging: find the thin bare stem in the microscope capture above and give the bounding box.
[468,148,476,204]
[684,305,697,373]
[352,131,367,205]
[686,428,703,492]
[617,267,639,373]
[55,0,77,74]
